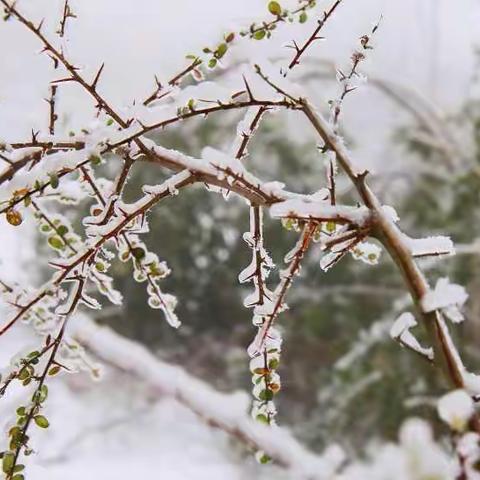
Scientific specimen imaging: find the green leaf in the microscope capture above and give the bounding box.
[268,1,282,15]
[16,407,26,417]
[131,247,146,260]
[256,414,269,424]
[268,358,279,370]
[89,154,102,166]
[49,172,59,189]
[259,453,271,464]
[2,452,14,474]
[253,29,266,40]
[34,415,49,428]
[48,366,61,376]
[8,427,21,440]
[216,43,228,59]
[12,475,25,480]
[208,58,217,69]
[326,221,336,233]
[299,11,308,23]
[258,389,274,401]
[57,225,68,236]
[106,118,114,126]
[48,236,64,250]
[95,262,105,272]
[33,385,48,404]
[18,369,29,381]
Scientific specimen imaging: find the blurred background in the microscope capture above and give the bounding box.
[1,0,480,478]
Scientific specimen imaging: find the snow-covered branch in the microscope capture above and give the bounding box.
[71,316,343,479]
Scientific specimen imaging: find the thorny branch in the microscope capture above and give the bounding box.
[1,0,480,476]
[287,0,343,70]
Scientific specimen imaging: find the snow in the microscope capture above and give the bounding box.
[71,315,341,479]
[421,277,468,323]
[338,419,455,480]
[390,312,417,339]
[229,107,264,158]
[350,241,382,265]
[381,205,399,223]
[403,234,455,258]
[270,199,371,226]
[437,389,474,432]
[390,312,434,360]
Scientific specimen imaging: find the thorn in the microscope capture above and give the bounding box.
[231,89,246,100]
[51,77,75,84]
[242,75,255,101]
[91,62,105,88]
[357,169,370,181]
[137,119,148,129]
[48,261,68,270]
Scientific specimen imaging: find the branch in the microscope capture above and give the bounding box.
[287,0,343,70]
[71,316,341,478]
[300,99,471,399]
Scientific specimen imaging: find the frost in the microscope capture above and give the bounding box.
[382,205,399,223]
[91,271,123,306]
[202,146,245,176]
[390,312,416,339]
[320,251,345,272]
[421,277,468,323]
[463,372,480,397]
[350,241,382,265]
[239,205,274,309]
[270,198,371,226]
[229,107,265,159]
[437,389,474,432]
[390,312,434,360]
[403,234,455,258]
